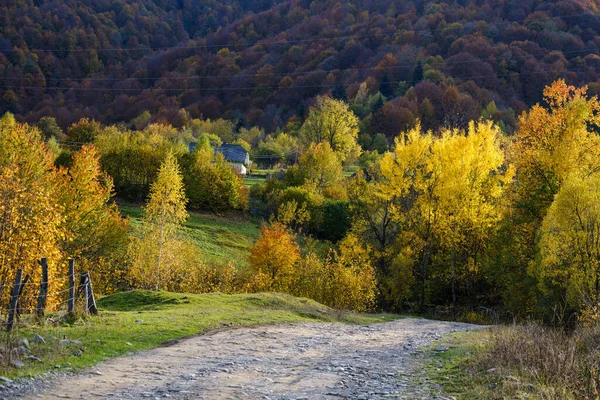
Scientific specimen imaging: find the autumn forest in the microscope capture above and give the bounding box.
[2,0,600,323]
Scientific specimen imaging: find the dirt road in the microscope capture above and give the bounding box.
[16,318,479,399]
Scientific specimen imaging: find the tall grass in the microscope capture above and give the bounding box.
[476,324,600,399]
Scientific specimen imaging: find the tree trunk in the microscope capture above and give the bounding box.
[420,244,430,312]
[156,220,165,291]
[452,240,456,320]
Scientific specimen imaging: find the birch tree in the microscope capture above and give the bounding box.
[130,152,188,289]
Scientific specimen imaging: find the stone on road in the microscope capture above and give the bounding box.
[15,318,480,399]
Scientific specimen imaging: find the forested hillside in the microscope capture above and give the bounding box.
[1,0,600,136]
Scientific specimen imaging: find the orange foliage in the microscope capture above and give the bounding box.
[248,222,300,291]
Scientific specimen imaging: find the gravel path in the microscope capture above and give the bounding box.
[14,318,480,399]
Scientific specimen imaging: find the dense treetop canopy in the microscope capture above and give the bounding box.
[1,0,599,135]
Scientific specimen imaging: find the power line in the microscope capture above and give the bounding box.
[3,48,594,83]
[1,67,593,93]
[251,148,299,158]
[0,12,595,54]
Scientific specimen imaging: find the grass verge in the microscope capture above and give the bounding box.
[1,290,397,378]
[424,330,495,399]
[426,323,600,399]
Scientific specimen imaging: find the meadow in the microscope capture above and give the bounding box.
[118,202,261,268]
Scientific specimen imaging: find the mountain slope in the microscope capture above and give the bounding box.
[1,0,599,135]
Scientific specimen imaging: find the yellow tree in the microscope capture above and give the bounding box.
[248,222,300,291]
[379,125,439,310]
[507,80,600,316]
[0,113,62,306]
[131,152,188,290]
[56,145,129,294]
[299,96,362,163]
[539,174,600,312]
[435,121,513,314]
[378,121,512,311]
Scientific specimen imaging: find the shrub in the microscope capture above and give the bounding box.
[248,222,301,291]
[292,235,377,312]
[312,200,351,242]
[181,149,248,212]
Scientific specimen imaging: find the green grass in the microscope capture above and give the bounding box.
[424,329,497,399]
[2,290,397,378]
[118,203,261,268]
[244,175,266,188]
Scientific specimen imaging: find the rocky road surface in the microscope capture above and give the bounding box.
[11,318,480,399]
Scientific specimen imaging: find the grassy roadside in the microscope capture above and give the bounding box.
[424,330,496,399]
[425,324,600,399]
[1,290,397,379]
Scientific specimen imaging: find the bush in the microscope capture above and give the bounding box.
[291,235,377,312]
[181,150,248,212]
[247,222,301,291]
[312,200,351,242]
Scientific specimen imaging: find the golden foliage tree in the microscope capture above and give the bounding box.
[539,175,600,311]
[56,145,129,294]
[0,113,62,306]
[377,121,512,310]
[130,152,188,290]
[248,222,300,291]
[513,79,600,216]
[298,142,343,191]
[506,80,600,317]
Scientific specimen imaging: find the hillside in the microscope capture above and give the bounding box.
[118,203,260,268]
[1,0,600,135]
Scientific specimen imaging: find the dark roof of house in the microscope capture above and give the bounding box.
[214,144,248,164]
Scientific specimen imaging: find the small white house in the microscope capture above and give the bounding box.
[214,144,251,175]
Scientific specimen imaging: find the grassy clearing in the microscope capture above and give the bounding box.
[118,202,261,268]
[2,290,397,378]
[244,175,266,188]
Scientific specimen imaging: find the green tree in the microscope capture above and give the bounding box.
[36,116,64,140]
[299,96,361,163]
[298,142,343,190]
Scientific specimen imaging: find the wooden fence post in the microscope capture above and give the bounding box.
[37,258,48,319]
[82,274,89,313]
[85,272,98,315]
[68,259,75,315]
[7,269,23,332]
[16,274,30,318]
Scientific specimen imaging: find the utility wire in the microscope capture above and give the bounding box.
[1,67,592,92]
[4,48,594,83]
[0,12,594,53]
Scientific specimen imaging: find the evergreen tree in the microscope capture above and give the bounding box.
[380,74,395,99]
[332,81,348,102]
[372,95,385,113]
[413,61,424,83]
